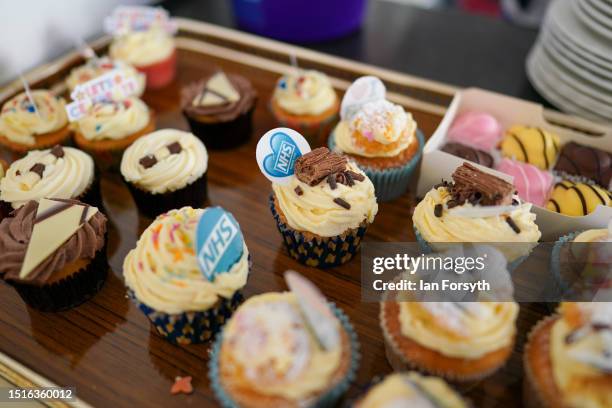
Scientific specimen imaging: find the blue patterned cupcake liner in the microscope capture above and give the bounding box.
[551,232,579,296]
[413,225,527,272]
[329,130,425,202]
[129,290,244,345]
[269,194,368,268]
[209,302,361,408]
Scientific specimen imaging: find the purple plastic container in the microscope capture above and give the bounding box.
[231,0,367,43]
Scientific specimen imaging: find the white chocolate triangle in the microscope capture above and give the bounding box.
[19,199,98,279]
[192,72,240,107]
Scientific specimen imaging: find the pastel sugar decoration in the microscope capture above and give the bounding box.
[340,76,386,121]
[104,5,177,35]
[285,270,339,350]
[447,111,502,151]
[195,207,244,282]
[497,158,553,206]
[256,127,311,184]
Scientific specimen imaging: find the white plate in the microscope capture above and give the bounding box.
[574,0,612,41]
[586,0,612,20]
[545,22,612,73]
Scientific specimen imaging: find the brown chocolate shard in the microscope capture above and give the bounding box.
[139,155,158,169]
[167,142,182,155]
[451,163,514,206]
[50,145,64,158]
[29,163,45,178]
[333,197,351,209]
[295,147,347,186]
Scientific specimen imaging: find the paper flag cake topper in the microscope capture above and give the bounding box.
[196,207,244,282]
[340,76,386,121]
[284,270,340,350]
[20,199,99,279]
[256,127,311,184]
[192,72,240,107]
[104,6,177,35]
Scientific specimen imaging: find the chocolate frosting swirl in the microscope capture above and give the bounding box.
[181,73,257,122]
[0,200,107,285]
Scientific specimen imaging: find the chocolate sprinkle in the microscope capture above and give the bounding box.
[333,197,351,209]
[139,154,158,169]
[294,186,303,196]
[434,204,443,217]
[327,174,337,190]
[505,217,521,234]
[593,323,611,331]
[29,163,45,178]
[512,199,519,206]
[167,142,182,155]
[50,145,64,158]
[347,170,365,182]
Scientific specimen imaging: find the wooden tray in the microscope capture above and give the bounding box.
[0,19,594,408]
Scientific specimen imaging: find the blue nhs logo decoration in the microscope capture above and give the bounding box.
[196,207,244,281]
[256,127,311,184]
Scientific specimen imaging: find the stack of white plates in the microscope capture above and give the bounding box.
[526,0,612,124]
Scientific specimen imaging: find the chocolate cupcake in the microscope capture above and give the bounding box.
[554,141,611,190]
[0,198,107,311]
[181,72,257,149]
[442,142,494,168]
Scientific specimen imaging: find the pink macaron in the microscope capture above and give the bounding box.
[497,158,554,206]
[447,111,502,151]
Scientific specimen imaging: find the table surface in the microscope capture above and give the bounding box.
[163,0,551,106]
[0,45,553,407]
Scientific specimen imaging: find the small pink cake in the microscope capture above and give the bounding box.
[447,111,502,151]
[496,158,553,206]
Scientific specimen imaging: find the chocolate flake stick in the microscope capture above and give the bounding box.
[451,163,514,206]
[295,147,348,186]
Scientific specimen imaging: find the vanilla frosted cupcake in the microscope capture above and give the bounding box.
[355,372,468,407]
[73,97,155,170]
[270,70,339,146]
[124,206,249,344]
[381,300,519,381]
[0,145,98,210]
[0,90,70,154]
[524,303,612,408]
[330,98,423,201]
[66,57,145,96]
[121,129,208,218]
[270,147,378,268]
[109,27,176,89]
[413,162,541,264]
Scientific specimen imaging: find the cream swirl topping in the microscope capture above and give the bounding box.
[551,303,612,408]
[272,162,377,237]
[75,97,150,141]
[399,301,519,359]
[413,187,541,261]
[333,100,417,158]
[121,129,207,194]
[0,90,68,145]
[0,146,94,209]
[123,206,249,314]
[66,57,145,95]
[109,27,174,66]
[273,70,337,116]
[221,292,342,400]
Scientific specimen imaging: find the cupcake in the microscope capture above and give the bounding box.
[270,147,378,268]
[381,296,518,382]
[209,271,359,407]
[181,72,257,149]
[446,111,502,151]
[72,97,155,170]
[0,198,107,311]
[500,125,560,170]
[524,303,612,408]
[0,159,7,221]
[497,158,554,206]
[546,180,611,216]
[0,145,99,212]
[413,162,542,263]
[355,372,469,407]
[66,56,146,96]
[123,206,250,344]
[442,142,494,168]
[330,97,423,202]
[109,26,176,89]
[120,129,208,218]
[0,90,70,154]
[270,70,339,147]
[554,141,611,190]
